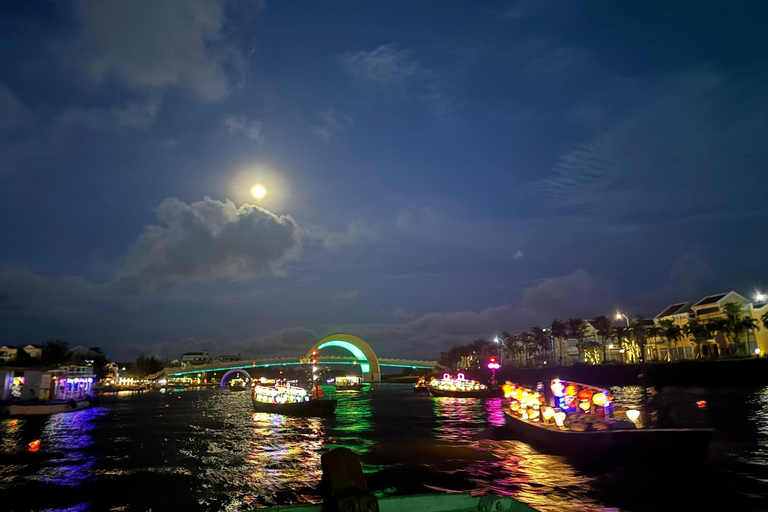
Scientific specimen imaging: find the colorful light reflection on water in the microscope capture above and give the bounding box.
[1,384,767,511]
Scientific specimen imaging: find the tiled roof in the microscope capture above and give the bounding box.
[693,293,729,307]
[655,302,692,319]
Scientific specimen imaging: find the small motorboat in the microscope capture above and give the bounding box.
[251,382,337,416]
[427,373,503,398]
[413,377,429,393]
[501,379,712,461]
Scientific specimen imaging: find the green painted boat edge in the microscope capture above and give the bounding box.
[251,492,537,512]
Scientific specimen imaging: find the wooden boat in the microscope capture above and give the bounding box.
[255,447,537,512]
[252,383,337,416]
[0,395,97,416]
[501,379,712,460]
[427,373,503,398]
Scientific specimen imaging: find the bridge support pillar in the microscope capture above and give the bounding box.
[363,372,381,383]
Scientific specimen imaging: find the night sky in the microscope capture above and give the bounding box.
[1,1,767,361]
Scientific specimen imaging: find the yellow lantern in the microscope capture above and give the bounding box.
[579,401,591,412]
[554,410,566,428]
[542,407,555,421]
[592,392,606,406]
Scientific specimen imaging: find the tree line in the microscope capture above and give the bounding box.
[438,303,768,369]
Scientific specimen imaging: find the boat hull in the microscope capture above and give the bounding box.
[252,398,337,416]
[428,387,503,398]
[0,396,96,416]
[502,409,711,460]
[413,385,429,393]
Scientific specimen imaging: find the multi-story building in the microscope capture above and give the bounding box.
[180,351,211,365]
[654,291,767,359]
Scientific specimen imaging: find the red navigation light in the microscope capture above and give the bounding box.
[696,400,707,409]
[312,350,318,355]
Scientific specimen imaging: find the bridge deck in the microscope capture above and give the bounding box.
[162,356,437,377]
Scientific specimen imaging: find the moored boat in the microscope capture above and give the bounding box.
[0,366,99,416]
[1,396,97,416]
[501,379,712,460]
[251,382,337,416]
[427,373,503,398]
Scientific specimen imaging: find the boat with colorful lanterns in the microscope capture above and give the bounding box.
[501,379,712,460]
[251,381,337,416]
[427,373,503,398]
[329,375,366,390]
[0,366,98,416]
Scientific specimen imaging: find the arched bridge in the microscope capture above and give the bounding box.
[163,333,436,383]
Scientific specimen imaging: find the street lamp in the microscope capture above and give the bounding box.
[756,292,767,302]
[615,312,630,327]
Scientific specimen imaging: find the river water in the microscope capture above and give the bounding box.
[1,384,767,511]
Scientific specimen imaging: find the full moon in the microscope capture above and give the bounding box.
[251,184,267,199]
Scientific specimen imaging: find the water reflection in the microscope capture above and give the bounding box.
[244,413,325,506]
[432,397,490,443]
[36,407,102,487]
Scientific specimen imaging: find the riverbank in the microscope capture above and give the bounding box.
[498,357,768,388]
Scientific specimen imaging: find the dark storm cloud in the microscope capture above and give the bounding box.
[110,197,303,294]
[0,267,96,310]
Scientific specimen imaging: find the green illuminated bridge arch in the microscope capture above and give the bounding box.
[307,334,381,382]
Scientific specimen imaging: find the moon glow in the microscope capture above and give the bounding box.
[251,184,267,199]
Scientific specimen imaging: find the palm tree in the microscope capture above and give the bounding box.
[684,319,710,358]
[612,325,629,363]
[722,302,747,354]
[646,325,662,361]
[630,322,647,363]
[567,318,586,363]
[762,310,768,329]
[658,319,683,361]
[551,319,568,365]
[705,318,728,357]
[530,325,550,364]
[737,317,761,355]
[519,331,536,367]
[593,315,613,362]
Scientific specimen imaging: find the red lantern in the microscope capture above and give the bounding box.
[577,389,593,401]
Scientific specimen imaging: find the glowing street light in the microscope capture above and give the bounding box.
[756,292,767,302]
[615,312,630,327]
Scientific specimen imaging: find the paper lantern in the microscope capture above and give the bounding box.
[578,401,592,412]
[626,409,640,421]
[550,380,565,397]
[592,392,606,406]
[565,385,578,396]
[554,410,566,428]
[542,407,555,421]
[577,389,593,401]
